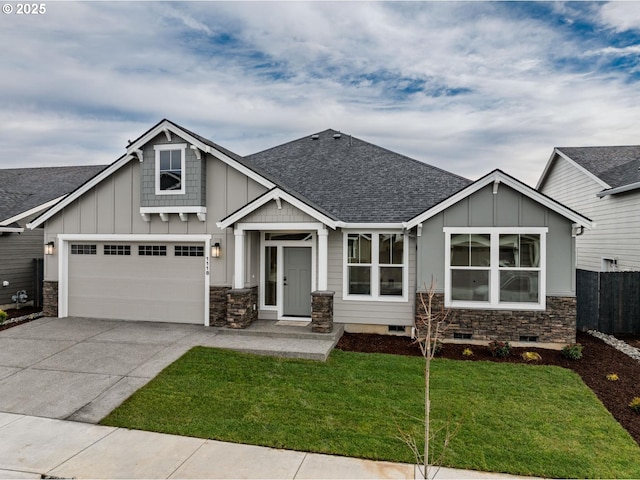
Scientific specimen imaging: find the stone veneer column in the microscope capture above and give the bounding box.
[226,287,258,329]
[209,286,230,327]
[311,291,334,333]
[43,281,58,317]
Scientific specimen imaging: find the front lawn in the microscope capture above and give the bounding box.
[101,347,640,479]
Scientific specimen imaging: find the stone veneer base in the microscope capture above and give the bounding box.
[416,293,576,344]
[209,286,231,327]
[43,281,58,317]
[226,287,258,329]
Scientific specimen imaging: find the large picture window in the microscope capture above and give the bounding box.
[345,232,407,300]
[445,228,546,309]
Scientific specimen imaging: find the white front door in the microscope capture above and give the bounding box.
[283,247,312,317]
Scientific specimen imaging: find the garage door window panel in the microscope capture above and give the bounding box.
[104,245,131,256]
[139,245,167,256]
[71,244,96,255]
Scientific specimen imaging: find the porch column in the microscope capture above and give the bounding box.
[317,228,329,291]
[233,229,244,289]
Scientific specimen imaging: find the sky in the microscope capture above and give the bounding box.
[2,1,640,186]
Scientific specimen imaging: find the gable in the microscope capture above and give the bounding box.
[241,199,318,224]
[405,170,592,230]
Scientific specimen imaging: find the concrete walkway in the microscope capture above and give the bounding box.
[0,317,339,423]
[0,413,540,480]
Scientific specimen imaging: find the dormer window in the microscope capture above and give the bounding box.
[154,143,186,195]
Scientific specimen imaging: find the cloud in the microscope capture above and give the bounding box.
[1,1,640,187]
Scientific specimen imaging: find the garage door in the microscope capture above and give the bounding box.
[67,242,205,324]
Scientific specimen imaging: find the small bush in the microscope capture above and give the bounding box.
[606,373,619,381]
[522,351,542,362]
[462,348,473,357]
[488,340,511,358]
[562,343,584,360]
[0,309,6,324]
[629,397,640,414]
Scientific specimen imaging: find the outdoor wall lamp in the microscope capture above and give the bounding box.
[211,242,221,258]
[44,241,55,255]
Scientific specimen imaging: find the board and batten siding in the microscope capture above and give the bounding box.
[241,199,317,224]
[44,153,269,288]
[417,183,576,296]
[539,155,640,272]
[327,229,416,326]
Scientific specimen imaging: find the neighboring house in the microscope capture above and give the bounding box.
[537,146,640,272]
[28,120,592,344]
[0,166,106,309]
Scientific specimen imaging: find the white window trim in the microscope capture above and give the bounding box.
[154,143,187,195]
[342,231,409,303]
[444,227,547,311]
[258,231,317,320]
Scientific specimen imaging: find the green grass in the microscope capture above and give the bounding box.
[102,348,640,479]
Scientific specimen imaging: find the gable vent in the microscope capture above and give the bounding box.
[333,133,341,139]
[311,134,319,140]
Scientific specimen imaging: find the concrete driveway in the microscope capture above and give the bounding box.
[0,316,222,423]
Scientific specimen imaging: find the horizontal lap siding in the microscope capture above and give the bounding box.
[328,230,415,326]
[0,227,43,305]
[540,156,640,272]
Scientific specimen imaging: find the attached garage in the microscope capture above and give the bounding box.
[60,236,210,324]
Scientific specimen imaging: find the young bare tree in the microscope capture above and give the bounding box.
[403,280,457,480]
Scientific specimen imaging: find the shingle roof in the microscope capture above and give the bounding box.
[0,165,107,223]
[246,129,471,223]
[557,146,640,189]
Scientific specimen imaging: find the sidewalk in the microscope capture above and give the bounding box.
[0,413,540,479]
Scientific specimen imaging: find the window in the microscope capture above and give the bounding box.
[104,245,131,256]
[71,244,96,255]
[138,245,167,256]
[345,232,407,300]
[445,228,546,310]
[175,245,204,257]
[154,144,186,195]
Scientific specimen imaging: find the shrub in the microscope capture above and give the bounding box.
[562,343,584,360]
[522,351,542,362]
[629,397,640,414]
[606,373,619,381]
[0,309,6,325]
[488,340,511,358]
[462,348,473,357]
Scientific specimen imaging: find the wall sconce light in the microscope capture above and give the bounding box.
[211,242,221,258]
[44,241,55,255]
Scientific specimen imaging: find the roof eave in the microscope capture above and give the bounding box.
[217,188,338,230]
[1,195,66,227]
[597,181,640,198]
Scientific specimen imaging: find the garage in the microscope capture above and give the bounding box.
[66,241,206,324]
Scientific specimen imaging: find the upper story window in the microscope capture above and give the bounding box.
[344,232,408,302]
[444,227,547,310]
[154,144,186,195]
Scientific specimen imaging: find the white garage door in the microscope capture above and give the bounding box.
[68,242,205,324]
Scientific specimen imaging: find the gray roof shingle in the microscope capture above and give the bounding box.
[0,165,107,223]
[557,146,640,189]
[246,129,471,223]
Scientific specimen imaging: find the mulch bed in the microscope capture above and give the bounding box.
[337,330,640,446]
[0,306,42,332]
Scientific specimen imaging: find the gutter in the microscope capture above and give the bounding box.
[597,181,640,198]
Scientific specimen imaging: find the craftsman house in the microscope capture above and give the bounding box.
[28,120,592,344]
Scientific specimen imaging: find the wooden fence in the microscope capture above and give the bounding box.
[576,269,640,334]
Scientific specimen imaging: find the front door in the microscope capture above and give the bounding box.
[283,247,312,317]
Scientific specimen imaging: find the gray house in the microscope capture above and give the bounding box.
[537,146,640,272]
[28,120,591,344]
[0,166,106,309]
